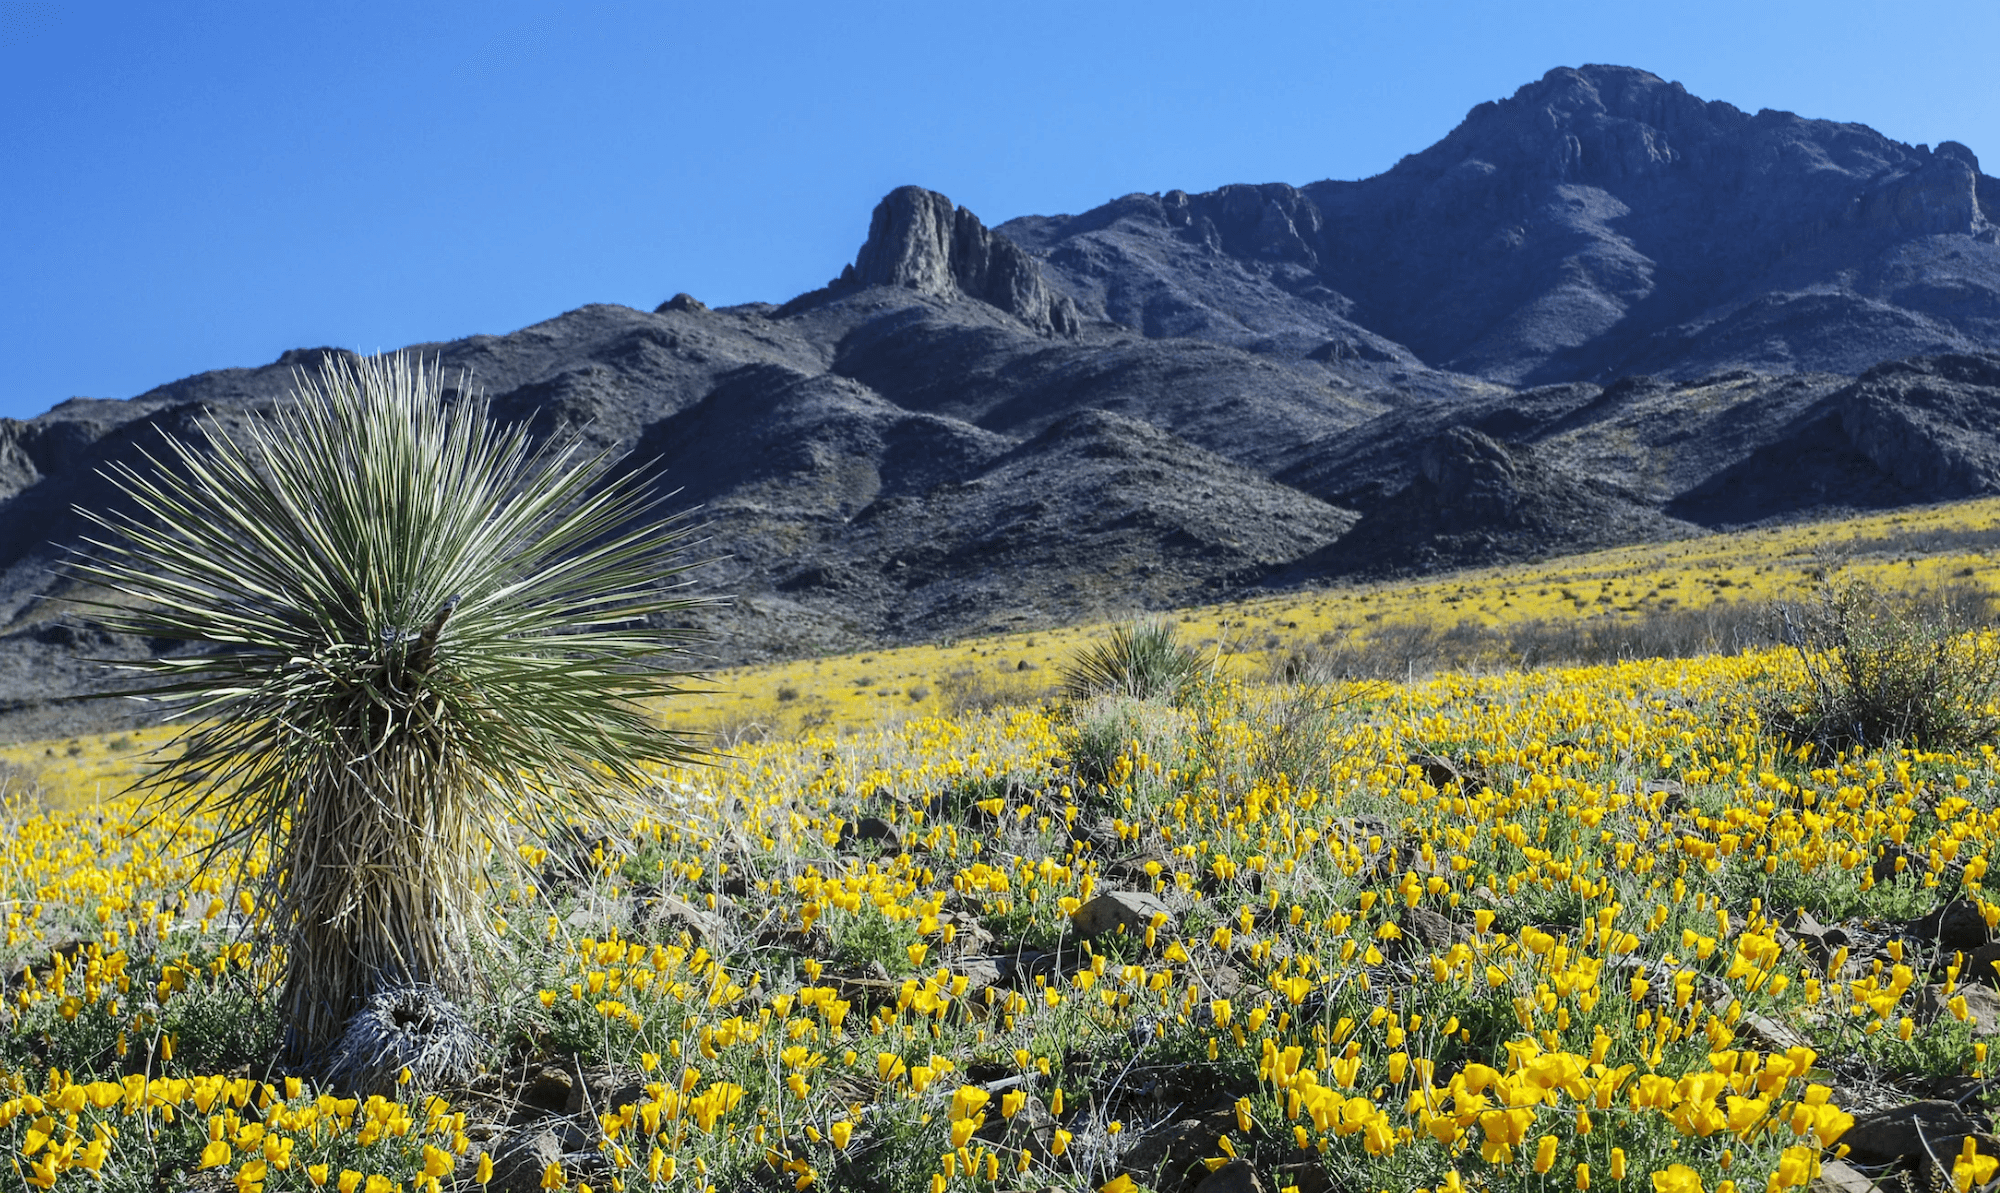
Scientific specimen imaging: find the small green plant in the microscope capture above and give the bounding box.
[1062,693,1186,790]
[830,903,922,975]
[157,965,284,1075]
[1767,576,2000,750]
[1060,618,1208,705]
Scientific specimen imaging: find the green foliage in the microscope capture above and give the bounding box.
[1060,619,1208,706]
[1766,576,2000,750]
[830,903,923,975]
[70,352,708,1060]
[157,967,282,1075]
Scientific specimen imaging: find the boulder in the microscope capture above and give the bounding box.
[648,895,723,943]
[519,1063,574,1113]
[1273,1162,1332,1193]
[1908,898,1991,951]
[565,1065,649,1119]
[1071,891,1174,941]
[838,816,901,852]
[1808,1158,1878,1193]
[1968,942,2000,986]
[1400,906,1472,950]
[1736,1012,1813,1054]
[485,1123,565,1193]
[1837,1100,1979,1164]
[1916,983,2000,1034]
[1194,1160,1267,1193]
[974,1091,1057,1153]
[1119,1103,1242,1193]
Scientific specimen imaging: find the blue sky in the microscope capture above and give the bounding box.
[4,0,1997,420]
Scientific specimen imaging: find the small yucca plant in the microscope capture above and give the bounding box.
[71,353,706,1063]
[1060,619,1209,705]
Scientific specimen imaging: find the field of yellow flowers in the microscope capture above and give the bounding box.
[8,616,2000,1192]
[4,493,2000,1193]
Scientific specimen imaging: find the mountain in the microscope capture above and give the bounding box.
[4,64,2000,739]
[1006,64,2000,383]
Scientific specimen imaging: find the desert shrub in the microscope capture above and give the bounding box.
[1060,618,1208,704]
[157,965,284,1075]
[710,717,775,748]
[1765,576,2000,750]
[1271,599,1786,682]
[1246,678,1365,792]
[1268,619,1448,682]
[0,760,41,814]
[1062,692,1187,792]
[829,903,924,976]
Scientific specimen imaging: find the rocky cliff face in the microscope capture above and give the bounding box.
[1837,354,2000,496]
[837,187,1081,337]
[1284,425,1695,578]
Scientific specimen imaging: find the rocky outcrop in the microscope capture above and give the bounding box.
[272,346,361,373]
[1837,353,2000,496]
[1860,142,1992,239]
[1667,352,2000,523]
[655,293,707,314]
[1413,427,1544,530]
[841,186,1080,336]
[1293,426,1693,576]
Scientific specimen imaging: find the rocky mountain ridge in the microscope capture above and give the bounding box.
[5,64,2000,739]
[1004,65,2000,384]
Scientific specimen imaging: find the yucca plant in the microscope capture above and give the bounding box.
[69,352,707,1064]
[1060,618,1209,705]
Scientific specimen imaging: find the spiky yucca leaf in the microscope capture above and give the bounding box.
[69,352,707,1060]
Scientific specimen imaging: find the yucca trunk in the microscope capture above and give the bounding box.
[278,742,480,1057]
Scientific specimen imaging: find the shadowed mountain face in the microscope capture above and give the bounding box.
[4,65,2000,737]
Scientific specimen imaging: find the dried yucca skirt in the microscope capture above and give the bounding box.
[321,983,480,1094]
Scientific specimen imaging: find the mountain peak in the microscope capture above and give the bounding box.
[995,64,1998,385]
[839,186,1080,336]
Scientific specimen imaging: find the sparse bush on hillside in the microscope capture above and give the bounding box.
[937,666,1050,716]
[1765,576,2000,750]
[69,351,708,1069]
[1060,618,1209,705]
[0,760,40,814]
